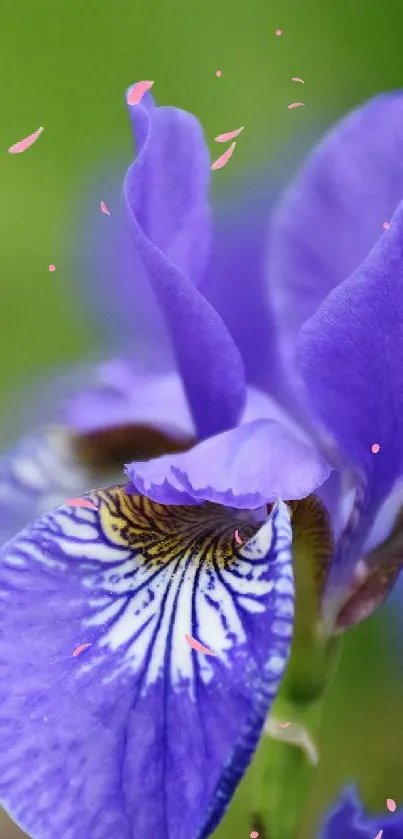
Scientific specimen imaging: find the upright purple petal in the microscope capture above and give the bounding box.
[298,199,403,592]
[123,87,246,439]
[269,93,403,382]
[126,419,332,508]
[0,491,294,839]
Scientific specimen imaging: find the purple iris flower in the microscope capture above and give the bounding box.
[0,84,403,839]
[319,788,403,839]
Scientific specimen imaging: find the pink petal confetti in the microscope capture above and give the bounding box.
[126,81,154,106]
[250,833,259,838]
[65,497,98,511]
[387,799,397,813]
[278,721,291,728]
[234,530,243,545]
[8,126,44,154]
[72,643,92,658]
[185,634,216,656]
[211,141,237,171]
[48,264,56,272]
[371,443,380,454]
[215,126,245,143]
[275,28,282,36]
[215,69,222,77]
[374,832,383,839]
[382,221,391,230]
[288,102,305,110]
[100,201,110,216]
[292,77,305,84]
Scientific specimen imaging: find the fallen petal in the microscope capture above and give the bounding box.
[387,799,397,812]
[100,201,110,215]
[65,497,98,510]
[8,127,44,154]
[287,102,305,110]
[211,141,237,171]
[291,77,305,84]
[215,127,244,143]
[185,633,217,656]
[234,529,243,545]
[126,80,154,106]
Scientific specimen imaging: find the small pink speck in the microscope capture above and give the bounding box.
[72,643,92,658]
[288,102,305,110]
[387,799,396,813]
[48,264,56,272]
[275,28,282,36]
[371,443,380,454]
[292,77,305,84]
[211,141,237,171]
[8,126,44,154]
[215,69,222,77]
[100,201,110,216]
[215,126,244,143]
[250,832,259,838]
[65,497,98,511]
[382,221,391,230]
[234,530,242,545]
[185,634,216,656]
[126,81,154,106]
[374,832,383,839]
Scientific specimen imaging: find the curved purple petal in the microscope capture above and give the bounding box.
[269,92,403,382]
[298,199,403,591]
[125,418,332,508]
[0,491,294,839]
[318,787,403,839]
[123,86,246,439]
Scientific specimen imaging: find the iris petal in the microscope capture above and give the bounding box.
[318,787,403,839]
[0,426,89,546]
[123,86,246,439]
[0,490,294,839]
[269,92,403,386]
[298,199,403,593]
[126,419,332,509]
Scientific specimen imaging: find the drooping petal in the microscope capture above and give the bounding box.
[318,787,403,839]
[123,86,246,439]
[335,507,403,631]
[0,490,294,839]
[298,199,403,594]
[269,93,403,384]
[125,419,332,508]
[0,427,89,546]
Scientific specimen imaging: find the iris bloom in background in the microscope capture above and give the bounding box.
[319,789,403,838]
[0,85,403,839]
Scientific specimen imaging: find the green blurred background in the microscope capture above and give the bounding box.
[1,0,403,836]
